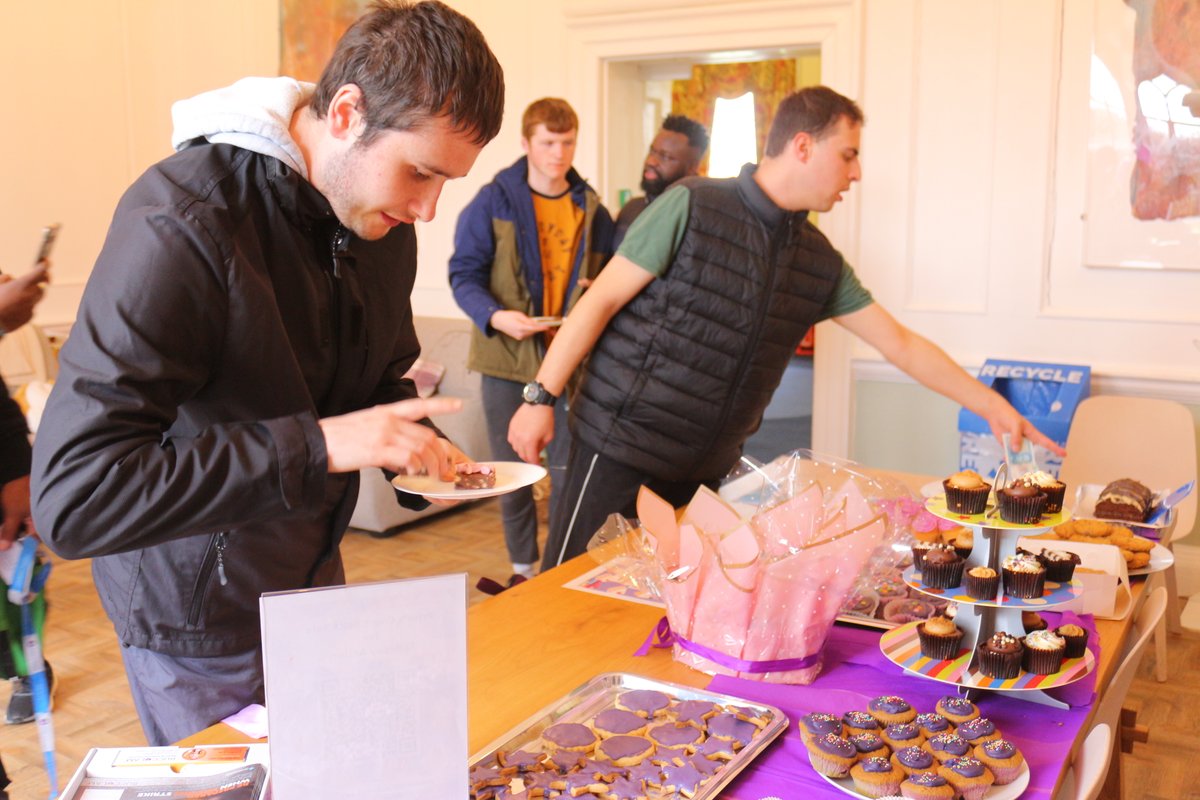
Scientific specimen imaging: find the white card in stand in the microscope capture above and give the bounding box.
[1017,537,1131,620]
[260,574,467,799]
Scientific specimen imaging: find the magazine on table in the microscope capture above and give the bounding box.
[61,744,270,800]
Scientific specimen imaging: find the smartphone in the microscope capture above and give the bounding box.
[34,223,61,265]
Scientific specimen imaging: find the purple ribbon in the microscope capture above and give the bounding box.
[634,616,821,673]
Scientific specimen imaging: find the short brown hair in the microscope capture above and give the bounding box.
[521,98,578,139]
[764,86,864,157]
[311,0,505,146]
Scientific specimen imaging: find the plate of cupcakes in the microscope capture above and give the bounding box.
[802,696,1029,800]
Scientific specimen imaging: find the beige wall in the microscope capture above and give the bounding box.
[2,0,1198,452]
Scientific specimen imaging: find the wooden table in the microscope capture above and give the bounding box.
[182,469,1144,796]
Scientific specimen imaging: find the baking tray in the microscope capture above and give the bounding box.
[469,671,789,799]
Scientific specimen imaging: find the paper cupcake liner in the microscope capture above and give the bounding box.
[997,492,1047,524]
[1041,559,1078,583]
[1041,484,1066,513]
[917,626,964,661]
[1022,646,1065,675]
[975,646,1022,679]
[942,481,989,514]
[1002,567,1045,599]
[963,573,999,600]
[922,560,965,590]
[1058,631,1089,659]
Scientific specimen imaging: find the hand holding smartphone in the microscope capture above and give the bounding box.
[34,223,60,266]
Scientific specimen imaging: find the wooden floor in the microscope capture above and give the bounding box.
[0,496,1197,799]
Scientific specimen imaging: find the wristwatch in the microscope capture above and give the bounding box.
[521,381,558,407]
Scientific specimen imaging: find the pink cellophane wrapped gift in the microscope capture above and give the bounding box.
[636,451,909,684]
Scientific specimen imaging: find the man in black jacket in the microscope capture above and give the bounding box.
[31,1,504,745]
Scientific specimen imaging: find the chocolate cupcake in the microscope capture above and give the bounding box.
[1021,611,1047,633]
[1056,623,1089,658]
[1038,548,1081,582]
[1022,630,1067,674]
[942,470,990,515]
[963,566,999,600]
[921,546,965,590]
[996,482,1047,524]
[911,540,938,571]
[1002,553,1046,599]
[976,631,1024,679]
[917,615,964,661]
[1016,470,1067,513]
[948,528,974,559]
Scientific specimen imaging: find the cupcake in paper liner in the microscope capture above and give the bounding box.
[942,470,990,514]
[920,545,964,589]
[805,732,856,777]
[1001,553,1046,599]
[1055,623,1089,658]
[1015,470,1067,513]
[850,756,905,798]
[939,756,996,800]
[1021,629,1066,674]
[973,739,1026,785]
[882,597,936,625]
[963,566,999,600]
[917,615,964,661]
[996,483,1047,524]
[975,631,1023,679]
[1037,548,1081,582]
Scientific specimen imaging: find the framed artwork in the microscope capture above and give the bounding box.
[280,0,367,82]
[1082,0,1200,271]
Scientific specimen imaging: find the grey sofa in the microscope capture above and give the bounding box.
[348,315,490,534]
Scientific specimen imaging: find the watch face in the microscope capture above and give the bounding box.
[523,383,539,403]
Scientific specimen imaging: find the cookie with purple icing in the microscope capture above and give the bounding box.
[647,721,704,752]
[596,734,655,767]
[616,689,672,719]
[705,712,757,748]
[672,699,719,727]
[592,708,649,738]
[541,721,598,753]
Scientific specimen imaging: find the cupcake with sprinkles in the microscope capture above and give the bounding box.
[850,755,906,798]
[973,738,1026,784]
[955,717,1001,747]
[805,732,857,778]
[841,710,880,736]
[1022,629,1067,675]
[923,733,971,764]
[799,711,844,744]
[939,756,995,800]
[914,712,953,739]
[934,696,979,726]
[891,745,938,777]
[976,631,1024,680]
[848,732,891,760]
[1002,552,1046,599]
[899,770,955,799]
[882,722,924,752]
[868,696,918,727]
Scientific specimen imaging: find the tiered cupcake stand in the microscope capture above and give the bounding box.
[878,494,1095,709]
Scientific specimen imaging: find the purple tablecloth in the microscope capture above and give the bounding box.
[703,614,1099,800]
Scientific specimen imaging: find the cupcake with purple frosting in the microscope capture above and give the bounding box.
[914,713,953,739]
[938,756,995,800]
[804,732,856,778]
[899,770,955,799]
[799,711,844,743]
[882,722,924,751]
[973,738,1025,784]
[891,745,938,777]
[956,717,1001,747]
[868,695,917,727]
[924,733,972,764]
[850,756,906,798]
[844,710,883,736]
[848,732,890,759]
[934,696,979,726]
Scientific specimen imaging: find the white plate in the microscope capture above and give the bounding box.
[819,762,1029,799]
[1069,483,1171,530]
[390,461,547,500]
[1128,542,1175,576]
[920,479,944,498]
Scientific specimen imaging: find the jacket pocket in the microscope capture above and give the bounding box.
[186,532,227,628]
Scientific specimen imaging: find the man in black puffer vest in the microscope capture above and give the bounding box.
[509,86,1065,571]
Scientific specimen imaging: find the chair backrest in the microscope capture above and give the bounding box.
[1094,586,1168,734]
[1059,396,1197,544]
[1062,722,1113,800]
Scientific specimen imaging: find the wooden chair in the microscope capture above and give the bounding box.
[1058,395,1197,681]
[1054,723,1113,800]
[1091,586,1168,800]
